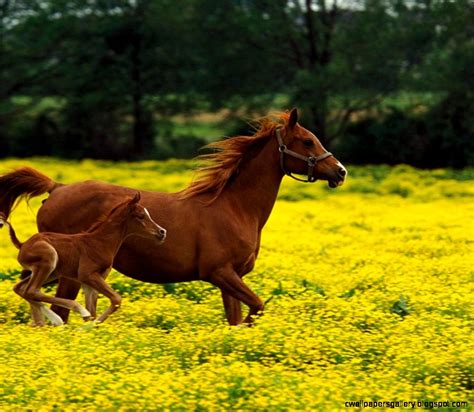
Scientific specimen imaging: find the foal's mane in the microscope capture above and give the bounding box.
[179,112,289,202]
[86,199,129,233]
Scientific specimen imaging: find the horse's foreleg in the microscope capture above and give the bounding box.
[209,267,263,324]
[51,277,82,322]
[221,291,243,325]
[83,284,98,319]
[80,273,121,324]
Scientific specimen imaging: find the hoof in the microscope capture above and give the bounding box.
[40,306,64,326]
[80,309,91,318]
[76,306,91,318]
[50,318,64,327]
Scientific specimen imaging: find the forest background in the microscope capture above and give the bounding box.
[1,0,472,167]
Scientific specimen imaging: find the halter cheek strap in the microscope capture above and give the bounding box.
[275,128,333,183]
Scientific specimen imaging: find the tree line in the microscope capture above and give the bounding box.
[1,0,473,167]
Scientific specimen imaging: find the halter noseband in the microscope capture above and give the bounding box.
[275,128,333,183]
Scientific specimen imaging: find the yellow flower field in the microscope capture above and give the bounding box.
[0,158,472,411]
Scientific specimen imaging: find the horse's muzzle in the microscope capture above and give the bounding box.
[156,228,167,243]
[328,166,347,188]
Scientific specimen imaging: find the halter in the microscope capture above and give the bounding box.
[275,128,333,183]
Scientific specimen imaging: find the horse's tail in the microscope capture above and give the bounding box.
[0,167,60,219]
[0,214,23,249]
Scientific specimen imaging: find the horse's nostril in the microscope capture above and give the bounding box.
[338,167,347,178]
[159,229,166,236]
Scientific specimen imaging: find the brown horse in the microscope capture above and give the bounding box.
[0,193,166,326]
[0,109,346,325]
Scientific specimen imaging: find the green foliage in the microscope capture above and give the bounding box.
[1,0,198,159]
[0,269,22,282]
[337,91,474,168]
[391,295,410,318]
[0,1,472,165]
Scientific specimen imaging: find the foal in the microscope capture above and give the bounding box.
[0,193,166,326]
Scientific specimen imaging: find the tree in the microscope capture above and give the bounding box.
[0,0,64,154]
[191,0,473,147]
[190,0,408,145]
[1,0,471,164]
[1,0,198,158]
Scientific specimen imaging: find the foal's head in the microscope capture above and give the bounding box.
[277,108,347,187]
[113,193,166,243]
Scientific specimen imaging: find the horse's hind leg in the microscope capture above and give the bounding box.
[221,291,243,325]
[21,253,90,323]
[14,273,61,326]
[81,273,121,323]
[13,276,45,326]
[14,271,63,326]
[208,266,263,324]
[13,269,64,326]
[38,305,64,326]
[29,303,47,326]
[24,278,91,321]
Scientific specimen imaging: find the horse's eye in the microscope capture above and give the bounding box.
[303,139,314,147]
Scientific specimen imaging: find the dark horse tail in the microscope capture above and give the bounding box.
[0,167,60,219]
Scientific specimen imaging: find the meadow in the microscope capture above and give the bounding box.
[0,158,472,411]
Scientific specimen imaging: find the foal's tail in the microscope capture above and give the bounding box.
[0,167,60,219]
[0,213,23,249]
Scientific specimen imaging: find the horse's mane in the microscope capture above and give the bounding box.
[178,112,289,203]
[86,199,129,233]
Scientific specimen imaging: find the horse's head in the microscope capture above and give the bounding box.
[276,108,346,187]
[124,192,167,243]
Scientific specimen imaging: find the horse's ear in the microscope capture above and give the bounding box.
[130,192,141,204]
[288,108,298,129]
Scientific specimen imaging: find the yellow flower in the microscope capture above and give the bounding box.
[0,160,472,410]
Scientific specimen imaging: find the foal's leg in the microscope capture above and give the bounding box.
[14,272,63,326]
[23,267,91,321]
[38,305,64,326]
[81,273,121,323]
[209,266,263,324]
[83,268,110,319]
[51,277,82,323]
[13,276,46,326]
[29,303,46,326]
[83,285,98,319]
[26,285,92,320]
